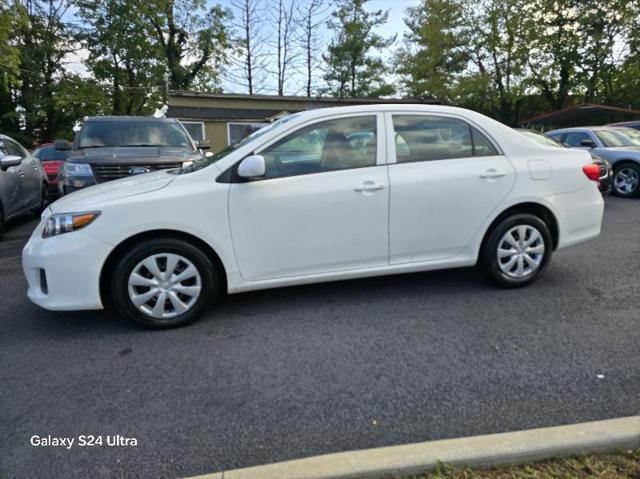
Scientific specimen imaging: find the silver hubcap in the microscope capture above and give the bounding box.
[127,253,202,319]
[497,225,545,279]
[614,168,639,194]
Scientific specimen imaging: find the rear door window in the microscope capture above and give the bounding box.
[392,115,497,163]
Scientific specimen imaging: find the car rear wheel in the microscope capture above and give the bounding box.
[111,238,218,329]
[480,213,552,287]
[612,163,640,197]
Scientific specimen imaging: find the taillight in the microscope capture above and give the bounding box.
[583,163,601,181]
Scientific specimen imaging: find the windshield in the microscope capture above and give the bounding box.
[33,145,69,160]
[180,113,300,173]
[594,128,640,147]
[519,130,564,148]
[76,120,194,149]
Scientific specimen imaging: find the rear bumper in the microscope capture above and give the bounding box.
[22,221,111,311]
[548,184,605,250]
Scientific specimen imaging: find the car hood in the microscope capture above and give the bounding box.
[49,170,175,212]
[68,147,201,164]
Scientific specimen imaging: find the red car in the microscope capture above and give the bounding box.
[32,143,69,194]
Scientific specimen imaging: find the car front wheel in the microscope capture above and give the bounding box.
[111,238,219,329]
[480,213,552,287]
[612,163,640,197]
[36,183,50,213]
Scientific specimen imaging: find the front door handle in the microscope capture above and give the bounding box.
[479,169,507,179]
[354,181,385,192]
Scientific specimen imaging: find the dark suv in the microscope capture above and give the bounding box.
[56,117,208,195]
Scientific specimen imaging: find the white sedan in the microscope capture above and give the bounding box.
[22,105,604,328]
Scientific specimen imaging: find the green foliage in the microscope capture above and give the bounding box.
[0,1,22,89]
[0,1,23,135]
[74,0,165,116]
[143,0,233,91]
[396,0,467,101]
[53,74,110,138]
[12,0,75,145]
[322,0,395,98]
[398,0,640,125]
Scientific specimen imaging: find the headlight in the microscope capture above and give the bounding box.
[182,160,194,168]
[65,162,93,177]
[42,212,101,238]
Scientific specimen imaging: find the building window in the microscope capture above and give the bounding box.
[228,122,266,145]
[181,121,205,143]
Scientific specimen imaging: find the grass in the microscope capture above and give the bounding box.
[401,450,640,479]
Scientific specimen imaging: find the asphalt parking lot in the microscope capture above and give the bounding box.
[1,196,639,479]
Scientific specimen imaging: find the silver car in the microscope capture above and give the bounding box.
[0,134,49,238]
[547,126,640,197]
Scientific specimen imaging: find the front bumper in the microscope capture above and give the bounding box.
[60,176,97,195]
[22,220,112,311]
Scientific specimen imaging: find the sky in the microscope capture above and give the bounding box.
[64,0,420,96]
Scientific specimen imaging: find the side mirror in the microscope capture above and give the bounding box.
[237,154,266,179]
[55,139,71,151]
[580,139,596,148]
[0,154,22,170]
[197,140,210,150]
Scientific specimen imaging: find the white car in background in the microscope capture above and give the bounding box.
[23,105,604,328]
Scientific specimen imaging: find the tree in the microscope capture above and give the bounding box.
[463,0,530,124]
[0,1,21,88]
[228,0,266,94]
[75,0,164,115]
[520,0,592,111]
[14,0,75,143]
[323,0,395,98]
[579,0,635,104]
[396,0,467,101]
[0,1,23,136]
[271,0,297,96]
[144,0,232,91]
[297,0,329,97]
[52,74,111,138]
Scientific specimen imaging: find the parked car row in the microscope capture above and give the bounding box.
[32,143,69,194]
[545,126,640,197]
[55,117,209,195]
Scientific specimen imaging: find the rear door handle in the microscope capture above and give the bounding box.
[354,181,385,192]
[479,169,507,179]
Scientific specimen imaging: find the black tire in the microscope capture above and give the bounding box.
[111,238,219,329]
[34,183,50,214]
[0,205,5,241]
[611,162,640,198]
[480,213,552,288]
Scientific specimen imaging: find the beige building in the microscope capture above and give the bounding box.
[167,91,430,152]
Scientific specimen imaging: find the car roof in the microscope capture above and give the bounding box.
[288,103,478,117]
[547,126,626,133]
[607,121,640,126]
